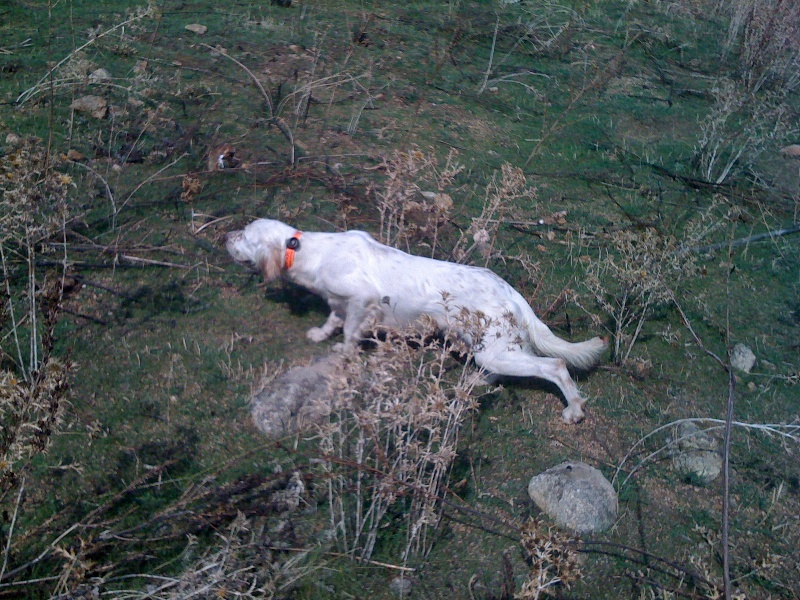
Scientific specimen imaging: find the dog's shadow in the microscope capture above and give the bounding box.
[266,284,330,318]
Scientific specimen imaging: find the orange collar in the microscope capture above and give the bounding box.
[284,231,303,269]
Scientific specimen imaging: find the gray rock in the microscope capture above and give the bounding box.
[671,421,722,485]
[730,343,756,373]
[70,95,108,119]
[527,461,618,534]
[389,576,413,597]
[89,68,111,81]
[251,353,345,438]
[184,23,208,35]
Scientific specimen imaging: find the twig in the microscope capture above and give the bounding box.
[199,43,273,114]
[614,418,800,488]
[478,15,501,94]
[68,160,117,227]
[0,523,80,583]
[117,153,189,216]
[191,213,235,234]
[676,223,800,255]
[0,479,24,581]
[270,547,415,572]
[720,238,736,600]
[119,255,193,269]
[0,39,32,55]
[578,541,715,591]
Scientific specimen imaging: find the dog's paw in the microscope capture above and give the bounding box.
[561,404,585,425]
[306,327,329,343]
[332,342,360,355]
[467,371,498,387]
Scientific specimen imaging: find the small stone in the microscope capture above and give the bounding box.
[434,193,453,212]
[66,149,85,161]
[780,144,800,157]
[671,421,722,485]
[70,95,108,119]
[528,461,618,534]
[89,68,111,81]
[185,23,208,35]
[389,576,412,597]
[5,133,21,146]
[730,343,756,373]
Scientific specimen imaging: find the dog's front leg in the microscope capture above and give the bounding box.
[307,308,344,342]
[332,298,377,352]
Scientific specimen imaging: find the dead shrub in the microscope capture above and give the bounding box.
[371,146,463,254]
[312,316,486,563]
[693,78,791,184]
[370,148,536,267]
[0,138,74,505]
[581,227,697,364]
[721,0,800,92]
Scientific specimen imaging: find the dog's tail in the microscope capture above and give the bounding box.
[527,317,607,370]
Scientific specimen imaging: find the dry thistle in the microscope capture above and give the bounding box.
[516,517,581,599]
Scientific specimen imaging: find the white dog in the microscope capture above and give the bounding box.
[226,219,606,423]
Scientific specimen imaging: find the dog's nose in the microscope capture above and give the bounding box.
[224,230,241,244]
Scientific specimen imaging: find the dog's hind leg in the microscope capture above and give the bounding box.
[474,348,587,424]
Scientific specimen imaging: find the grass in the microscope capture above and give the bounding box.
[1,0,799,597]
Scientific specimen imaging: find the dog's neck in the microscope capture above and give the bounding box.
[284,231,303,270]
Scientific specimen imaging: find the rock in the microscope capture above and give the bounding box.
[66,149,86,161]
[671,421,722,485]
[389,576,412,597]
[70,95,108,119]
[730,343,756,373]
[89,68,111,82]
[185,23,208,35]
[251,353,345,438]
[527,461,618,534]
[780,144,800,157]
[5,133,21,146]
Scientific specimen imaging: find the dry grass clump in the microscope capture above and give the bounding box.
[580,197,742,364]
[312,317,485,563]
[693,78,791,185]
[1,138,74,501]
[451,163,535,266]
[97,512,321,600]
[516,517,581,599]
[1,137,72,246]
[720,0,800,92]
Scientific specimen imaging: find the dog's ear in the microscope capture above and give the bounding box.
[258,246,283,282]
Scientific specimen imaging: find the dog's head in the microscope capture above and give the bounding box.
[225,219,297,282]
